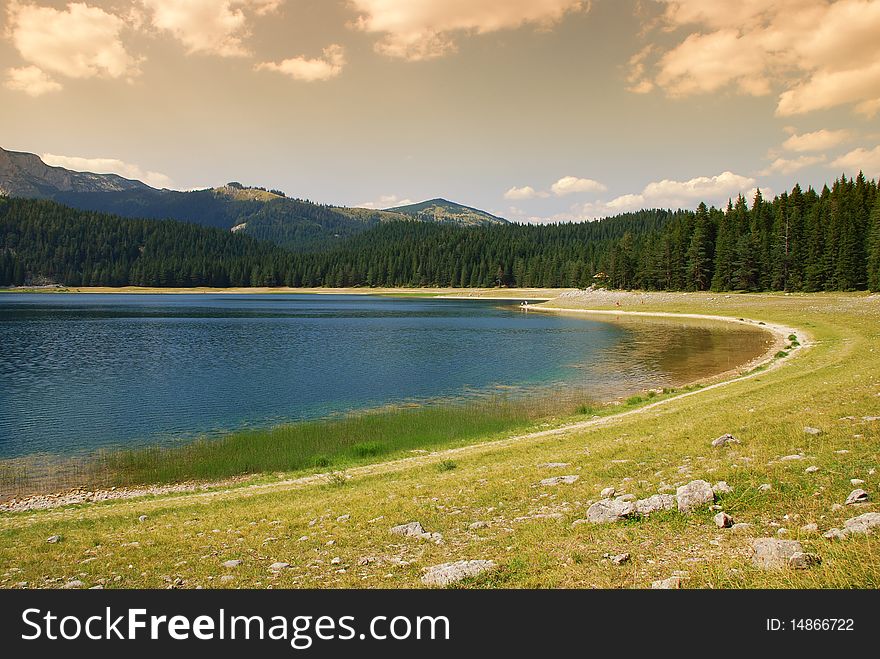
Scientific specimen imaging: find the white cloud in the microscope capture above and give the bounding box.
[504,185,547,200]
[6,1,139,86]
[358,194,414,209]
[348,0,587,60]
[630,0,880,117]
[256,44,345,82]
[142,0,282,57]
[4,65,62,96]
[41,153,175,189]
[830,145,880,177]
[599,171,758,214]
[782,129,852,152]
[759,155,826,176]
[550,175,606,196]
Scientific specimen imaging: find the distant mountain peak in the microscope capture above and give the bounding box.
[385,198,508,225]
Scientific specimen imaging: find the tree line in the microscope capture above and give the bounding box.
[2,174,880,291]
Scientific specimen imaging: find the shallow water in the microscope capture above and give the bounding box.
[0,294,770,458]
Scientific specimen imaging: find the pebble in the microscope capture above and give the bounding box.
[62,580,85,589]
[539,475,579,486]
[610,553,630,565]
[222,560,242,568]
[676,480,715,512]
[138,515,148,523]
[600,487,616,498]
[711,433,740,448]
[46,535,61,544]
[421,560,496,587]
[651,576,681,589]
[844,489,869,505]
[714,512,734,528]
[804,427,823,435]
[758,484,772,492]
[805,466,819,474]
[269,562,290,571]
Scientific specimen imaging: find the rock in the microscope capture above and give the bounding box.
[714,512,734,528]
[803,426,822,435]
[789,552,822,569]
[712,481,733,495]
[851,479,865,486]
[676,480,715,512]
[468,521,489,530]
[844,489,869,505]
[46,535,61,544]
[862,416,880,422]
[758,483,772,492]
[840,512,880,536]
[610,552,630,565]
[330,557,341,565]
[779,454,805,461]
[616,494,636,502]
[336,514,350,523]
[805,466,819,474]
[539,462,570,468]
[62,580,85,589]
[651,576,681,589]
[540,475,579,486]
[777,528,789,536]
[823,528,845,540]
[731,523,752,532]
[219,575,235,583]
[390,521,427,537]
[600,487,616,498]
[751,538,804,570]
[138,515,148,523]
[585,498,635,524]
[222,560,242,568]
[711,433,740,448]
[800,523,819,533]
[269,562,290,571]
[421,560,496,587]
[634,494,676,515]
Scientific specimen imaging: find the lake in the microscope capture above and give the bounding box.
[0,293,771,458]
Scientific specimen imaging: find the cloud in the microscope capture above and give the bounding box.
[41,153,175,189]
[141,0,282,57]
[256,44,345,82]
[830,145,880,177]
[598,171,758,214]
[504,185,548,200]
[759,155,826,176]
[6,1,139,88]
[782,129,852,152]
[550,175,606,196]
[348,0,587,60]
[4,65,62,96]
[630,0,880,116]
[358,194,414,209]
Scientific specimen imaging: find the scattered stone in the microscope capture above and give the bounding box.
[468,521,489,531]
[222,560,242,568]
[540,475,579,486]
[220,575,235,583]
[138,515,148,523]
[780,454,805,462]
[758,483,772,492]
[851,479,865,486]
[714,512,734,528]
[610,553,630,565]
[777,528,789,536]
[863,416,880,422]
[331,557,341,565]
[826,512,880,539]
[805,466,819,474]
[390,521,427,537]
[539,462,570,468]
[804,426,822,435]
[844,489,869,505]
[62,580,85,589]
[676,480,715,513]
[651,576,681,589]
[731,523,752,532]
[421,560,496,587]
[789,552,822,569]
[634,494,676,515]
[336,514,350,523]
[751,538,805,570]
[600,487,616,498]
[712,481,733,495]
[800,523,819,533]
[711,433,740,448]
[269,562,290,571]
[46,535,60,544]
[616,494,636,502]
[585,498,635,524]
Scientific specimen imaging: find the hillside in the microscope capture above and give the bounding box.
[1,291,877,589]
[388,198,508,225]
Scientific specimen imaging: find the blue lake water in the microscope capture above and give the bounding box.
[0,294,769,458]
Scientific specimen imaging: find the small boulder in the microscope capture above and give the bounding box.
[336,514,350,523]
[676,480,715,513]
[711,433,740,448]
[62,580,85,589]
[714,512,734,528]
[758,483,772,492]
[712,481,733,495]
[138,515,148,523]
[222,560,242,568]
[850,479,865,486]
[634,494,676,515]
[468,521,489,531]
[803,426,822,435]
[751,538,804,570]
[46,535,61,544]
[600,487,616,498]
[610,552,630,565]
[788,552,822,569]
[779,454,805,462]
[421,560,495,587]
[805,466,819,474]
[844,489,869,505]
[841,512,880,536]
[731,522,752,532]
[800,523,819,534]
[651,576,681,589]
[585,498,636,524]
[390,521,427,537]
[539,462,570,468]
[269,562,290,571]
[540,475,579,486]
[219,575,235,583]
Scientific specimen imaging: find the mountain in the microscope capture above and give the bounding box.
[0,147,151,197]
[387,198,508,225]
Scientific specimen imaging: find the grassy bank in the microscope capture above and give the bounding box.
[0,292,877,590]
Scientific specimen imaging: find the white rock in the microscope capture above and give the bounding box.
[712,481,733,495]
[844,489,869,505]
[540,475,579,486]
[751,538,804,570]
[779,454,805,462]
[269,562,290,571]
[731,523,752,532]
[758,483,772,492]
[600,487,616,498]
[331,557,341,565]
[851,479,865,486]
[840,512,880,537]
[676,480,715,513]
[46,535,60,543]
[468,521,489,530]
[805,466,819,474]
[610,553,630,565]
[62,580,85,589]
[138,515,148,523]
[585,498,636,524]
[804,426,823,435]
[714,512,734,528]
[651,576,681,589]
[336,514,350,523]
[421,560,496,587]
[634,494,676,515]
[390,521,427,537]
[539,462,570,468]
[711,433,740,448]
[800,523,819,533]
[789,552,822,569]
[222,559,242,568]
[220,575,235,583]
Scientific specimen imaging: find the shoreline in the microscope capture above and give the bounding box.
[0,299,805,513]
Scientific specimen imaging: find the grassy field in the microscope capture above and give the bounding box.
[0,291,878,589]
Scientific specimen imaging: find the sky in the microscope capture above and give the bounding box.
[2,0,880,222]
